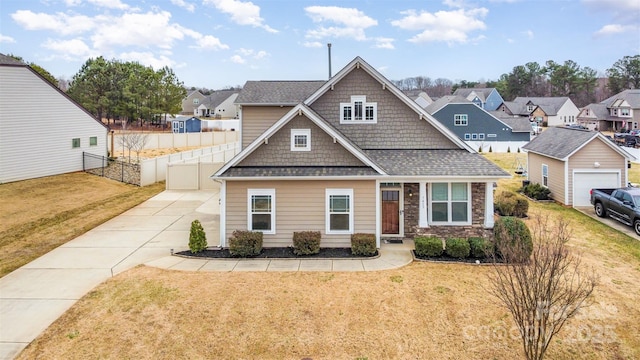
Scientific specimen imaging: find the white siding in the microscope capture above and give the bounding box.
[0,66,107,183]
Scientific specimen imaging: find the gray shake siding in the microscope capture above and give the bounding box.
[237,115,366,167]
[309,68,458,150]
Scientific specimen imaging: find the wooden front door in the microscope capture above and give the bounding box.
[382,190,400,234]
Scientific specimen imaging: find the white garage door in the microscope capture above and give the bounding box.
[573,172,620,207]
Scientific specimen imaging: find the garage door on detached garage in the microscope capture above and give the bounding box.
[573,171,620,207]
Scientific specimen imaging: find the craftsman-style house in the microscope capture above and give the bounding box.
[213,57,510,248]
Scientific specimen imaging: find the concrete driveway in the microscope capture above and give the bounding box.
[575,206,640,239]
[0,189,220,360]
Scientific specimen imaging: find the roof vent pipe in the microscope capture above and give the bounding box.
[327,43,332,79]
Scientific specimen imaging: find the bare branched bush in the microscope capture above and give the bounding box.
[489,214,598,360]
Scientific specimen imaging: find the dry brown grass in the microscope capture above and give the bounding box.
[12,153,640,359]
[0,173,164,277]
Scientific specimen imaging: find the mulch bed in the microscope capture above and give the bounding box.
[412,252,505,265]
[176,247,378,259]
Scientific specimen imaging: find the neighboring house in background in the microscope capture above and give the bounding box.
[522,127,633,207]
[577,89,640,131]
[195,90,239,118]
[426,95,531,152]
[506,97,580,127]
[181,90,207,115]
[452,88,504,111]
[404,90,433,109]
[213,57,510,249]
[0,53,108,183]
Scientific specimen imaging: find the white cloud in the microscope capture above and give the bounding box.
[374,37,395,49]
[391,7,488,44]
[0,34,15,43]
[64,0,130,9]
[90,11,188,51]
[11,10,96,35]
[203,0,278,33]
[230,55,245,64]
[42,38,98,60]
[119,51,176,69]
[304,6,377,41]
[302,41,323,48]
[190,35,229,50]
[524,30,534,39]
[171,0,196,12]
[235,48,268,59]
[594,23,636,36]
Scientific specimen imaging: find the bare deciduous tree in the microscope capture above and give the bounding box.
[116,121,149,162]
[489,215,598,360]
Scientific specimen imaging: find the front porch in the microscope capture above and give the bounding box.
[377,181,495,242]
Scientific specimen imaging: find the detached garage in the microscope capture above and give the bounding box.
[522,127,633,207]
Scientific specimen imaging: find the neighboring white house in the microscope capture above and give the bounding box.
[512,97,580,127]
[0,54,108,183]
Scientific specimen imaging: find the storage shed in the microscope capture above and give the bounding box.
[522,127,634,207]
[172,117,202,133]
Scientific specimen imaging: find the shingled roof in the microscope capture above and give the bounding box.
[235,80,324,105]
[601,89,640,108]
[0,53,26,66]
[522,127,618,159]
[513,97,570,115]
[364,149,511,177]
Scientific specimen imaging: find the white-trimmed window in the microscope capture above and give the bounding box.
[454,114,468,126]
[430,183,471,224]
[291,129,311,151]
[248,189,275,234]
[340,96,377,123]
[471,133,478,140]
[527,105,534,112]
[542,164,548,187]
[326,189,354,234]
[193,98,199,105]
[89,136,97,146]
[621,108,631,117]
[479,133,485,140]
[464,133,471,140]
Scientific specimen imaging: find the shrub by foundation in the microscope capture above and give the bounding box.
[495,191,528,217]
[229,230,263,257]
[188,220,207,254]
[522,183,552,201]
[414,236,443,257]
[468,237,492,258]
[292,231,321,255]
[494,217,532,263]
[351,233,376,256]
[445,237,470,259]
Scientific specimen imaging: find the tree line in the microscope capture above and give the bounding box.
[67,57,186,125]
[392,55,640,107]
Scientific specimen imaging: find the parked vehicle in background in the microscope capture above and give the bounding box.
[590,187,640,235]
[614,134,640,147]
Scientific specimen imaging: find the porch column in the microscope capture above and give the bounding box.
[484,181,494,228]
[419,181,428,227]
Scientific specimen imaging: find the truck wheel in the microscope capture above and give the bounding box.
[634,220,640,236]
[595,202,606,218]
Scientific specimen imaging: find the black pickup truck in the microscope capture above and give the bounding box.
[590,187,640,235]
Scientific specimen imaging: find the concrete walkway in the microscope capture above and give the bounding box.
[575,206,640,239]
[0,189,414,360]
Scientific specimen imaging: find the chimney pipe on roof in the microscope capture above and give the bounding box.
[327,43,332,79]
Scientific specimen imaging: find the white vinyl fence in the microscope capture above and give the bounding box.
[164,142,240,190]
[139,142,239,187]
[111,131,238,152]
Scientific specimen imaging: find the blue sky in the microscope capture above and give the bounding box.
[1,0,638,89]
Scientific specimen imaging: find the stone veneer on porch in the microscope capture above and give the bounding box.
[403,182,494,239]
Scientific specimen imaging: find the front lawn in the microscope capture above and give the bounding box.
[15,154,640,359]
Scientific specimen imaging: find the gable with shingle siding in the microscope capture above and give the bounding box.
[308,67,459,150]
[236,114,368,168]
